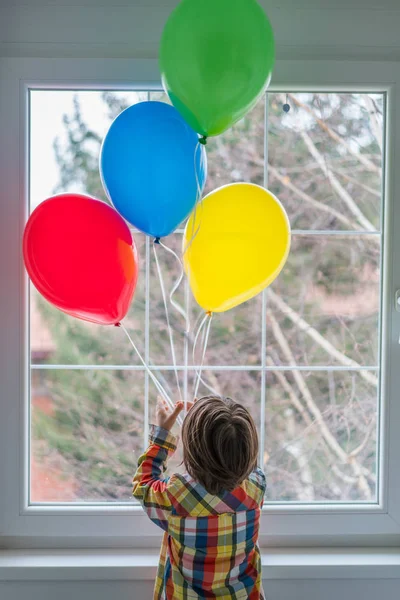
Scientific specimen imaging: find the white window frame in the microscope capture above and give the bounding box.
[1,57,399,550]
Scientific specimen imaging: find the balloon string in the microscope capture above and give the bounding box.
[191,313,208,399]
[191,309,206,339]
[199,313,208,352]
[192,313,214,400]
[183,140,205,258]
[118,321,183,426]
[192,312,208,369]
[158,240,187,322]
[187,309,210,392]
[158,239,191,414]
[197,316,219,396]
[154,138,206,408]
[153,241,183,403]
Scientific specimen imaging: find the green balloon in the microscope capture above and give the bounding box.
[160,0,275,137]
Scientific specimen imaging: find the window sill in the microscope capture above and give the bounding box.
[0,549,399,581]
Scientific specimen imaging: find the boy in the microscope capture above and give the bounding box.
[132,395,266,599]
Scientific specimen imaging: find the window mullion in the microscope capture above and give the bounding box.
[183,279,190,404]
[144,234,150,450]
[259,92,269,468]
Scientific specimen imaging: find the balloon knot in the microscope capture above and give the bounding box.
[154,237,161,244]
[206,311,212,318]
[115,322,121,328]
[199,136,208,146]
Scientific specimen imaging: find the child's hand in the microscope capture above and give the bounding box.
[156,397,184,431]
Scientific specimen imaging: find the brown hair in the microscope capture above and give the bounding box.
[181,395,259,495]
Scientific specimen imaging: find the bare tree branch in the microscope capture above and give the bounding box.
[268,164,361,231]
[268,290,378,388]
[267,357,375,485]
[284,408,315,501]
[334,169,381,198]
[246,157,380,246]
[300,130,377,232]
[287,93,380,174]
[267,311,372,499]
[267,357,311,424]
[331,465,359,485]
[268,310,351,462]
[349,418,376,459]
[363,95,383,152]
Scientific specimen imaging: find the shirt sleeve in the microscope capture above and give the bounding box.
[132,424,177,531]
[247,467,267,507]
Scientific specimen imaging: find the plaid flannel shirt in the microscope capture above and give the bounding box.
[132,425,266,600]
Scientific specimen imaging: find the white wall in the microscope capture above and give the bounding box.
[1,0,400,62]
[1,1,400,598]
[1,579,400,600]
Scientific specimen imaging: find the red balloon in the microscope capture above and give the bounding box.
[23,194,138,326]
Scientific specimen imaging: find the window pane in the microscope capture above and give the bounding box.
[152,90,266,195]
[266,235,380,366]
[264,370,378,502]
[30,233,146,365]
[30,90,147,209]
[28,89,385,507]
[31,369,145,503]
[30,90,148,367]
[204,97,265,194]
[150,91,171,105]
[189,298,261,367]
[268,93,383,231]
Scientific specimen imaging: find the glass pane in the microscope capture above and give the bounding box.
[30,90,147,210]
[153,90,265,196]
[189,297,261,367]
[30,90,149,367]
[266,235,380,366]
[204,98,265,195]
[30,233,146,365]
[31,369,145,503]
[28,89,385,507]
[264,370,378,502]
[150,91,171,105]
[268,93,383,231]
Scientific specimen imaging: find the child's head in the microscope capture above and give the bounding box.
[181,395,258,495]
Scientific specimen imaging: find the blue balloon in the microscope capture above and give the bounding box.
[100,101,207,238]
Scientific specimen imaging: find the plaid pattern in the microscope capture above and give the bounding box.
[132,425,266,599]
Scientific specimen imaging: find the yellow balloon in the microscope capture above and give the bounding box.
[183,183,291,313]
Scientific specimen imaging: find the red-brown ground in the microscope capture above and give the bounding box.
[31,395,78,502]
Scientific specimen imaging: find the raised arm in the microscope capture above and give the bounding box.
[132,398,183,531]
